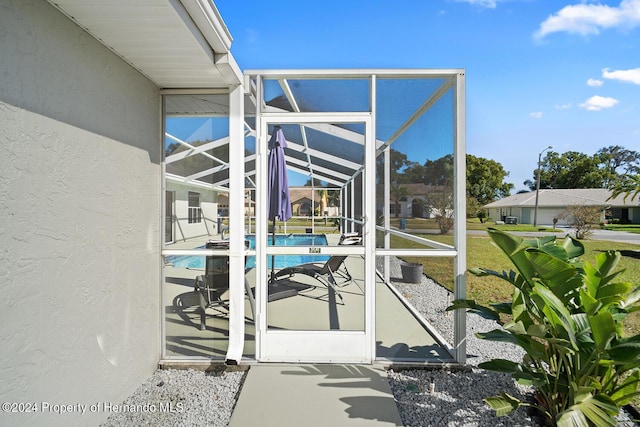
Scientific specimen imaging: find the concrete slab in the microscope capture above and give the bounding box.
[229,364,403,427]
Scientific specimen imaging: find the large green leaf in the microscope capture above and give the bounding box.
[572,313,596,346]
[557,393,618,427]
[611,370,640,405]
[595,282,631,308]
[583,252,624,297]
[468,267,520,289]
[486,228,542,287]
[484,392,521,417]
[561,234,585,260]
[620,286,640,310]
[446,299,501,321]
[532,283,578,349]
[510,288,533,327]
[608,336,640,362]
[595,251,621,278]
[489,301,514,315]
[580,287,602,315]
[588,312,616,352]
[487,227,522,255]
[522,234,556,248]
[478,358,520,373]
[526,249,577,285]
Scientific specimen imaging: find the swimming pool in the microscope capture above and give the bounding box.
[165,234,330,269]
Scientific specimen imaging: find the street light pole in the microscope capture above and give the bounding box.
[533,145,552,227]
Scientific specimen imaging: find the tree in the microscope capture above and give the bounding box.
[422,154,453,186]
[376,149,413,185]
[596,145,640,187]
[526,151,606,190]
[525,146,640,190]
[380,150,515,215]
[467,196,484,221]
[427,188,454,234]
[466,154,514,205]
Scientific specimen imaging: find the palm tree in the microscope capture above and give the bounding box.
[608,173,640,202]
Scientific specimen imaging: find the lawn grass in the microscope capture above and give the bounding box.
[393,231,640,335]
[603,224,640,234]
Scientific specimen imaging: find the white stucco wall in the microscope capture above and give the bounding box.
[0,1,161,426]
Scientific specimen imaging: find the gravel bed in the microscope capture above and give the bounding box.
[101,257,635,426]
[100,368,245,427]
[384,256,634,427]
[383,256,535,426]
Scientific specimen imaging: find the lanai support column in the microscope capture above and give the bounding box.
[453,72,467,365]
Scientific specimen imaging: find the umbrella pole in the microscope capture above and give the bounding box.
[270,218,275,283]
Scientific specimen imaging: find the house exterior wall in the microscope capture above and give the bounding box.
[0,1,161,426]
[166,182,220,241]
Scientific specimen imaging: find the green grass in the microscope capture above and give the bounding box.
[393,231,640,335]
[603,224,640,234]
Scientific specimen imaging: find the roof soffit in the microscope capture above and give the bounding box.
[46,0,242,88]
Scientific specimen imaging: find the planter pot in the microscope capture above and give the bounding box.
[400,262,423,283]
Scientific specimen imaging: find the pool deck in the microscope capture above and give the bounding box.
[162,232,455,364]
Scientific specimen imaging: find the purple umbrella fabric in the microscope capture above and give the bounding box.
[267,126,292,222]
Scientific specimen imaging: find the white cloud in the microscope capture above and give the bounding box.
[555,103,572,109]
[529,111,543,118]
[602,67,640,84]
[587,78,604,87]
[454,0,498,8]
[579,95,619,110]
[534,0,640,40]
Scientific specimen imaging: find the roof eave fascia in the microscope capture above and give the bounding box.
[180,0,233,52]
[214,52,244,86]
[180,0,243,86]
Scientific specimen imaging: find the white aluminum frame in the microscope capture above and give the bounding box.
[255,112,374,363]
[160,69,466,365]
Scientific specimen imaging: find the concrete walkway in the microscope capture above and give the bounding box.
[229,364,403,427]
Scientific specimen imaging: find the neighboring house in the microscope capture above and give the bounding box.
[382,183,446,218]
[225,188,340,218]
[484,189,640,225]
[289,187,340,217]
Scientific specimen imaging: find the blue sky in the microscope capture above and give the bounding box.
[215,0,640,192]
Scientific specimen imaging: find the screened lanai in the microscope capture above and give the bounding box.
[161,70,466,366]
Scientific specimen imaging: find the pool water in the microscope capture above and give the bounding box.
[166,234,330,269]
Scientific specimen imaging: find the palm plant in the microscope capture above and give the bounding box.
[449,228,640,426]
[608,173,640,202]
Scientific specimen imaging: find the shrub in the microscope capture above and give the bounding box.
[559,204,603,239]
[448,228,640,426]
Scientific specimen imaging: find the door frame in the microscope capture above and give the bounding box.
[255,113,375,363]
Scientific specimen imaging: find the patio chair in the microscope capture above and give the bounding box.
[194,240,255,330]
[272,255,352,304]
[339,231,362,245]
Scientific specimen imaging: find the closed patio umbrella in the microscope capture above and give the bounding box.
[267,125,292,282]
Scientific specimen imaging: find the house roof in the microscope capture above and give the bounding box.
[46,0,242,88]
[484,189,637,209]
